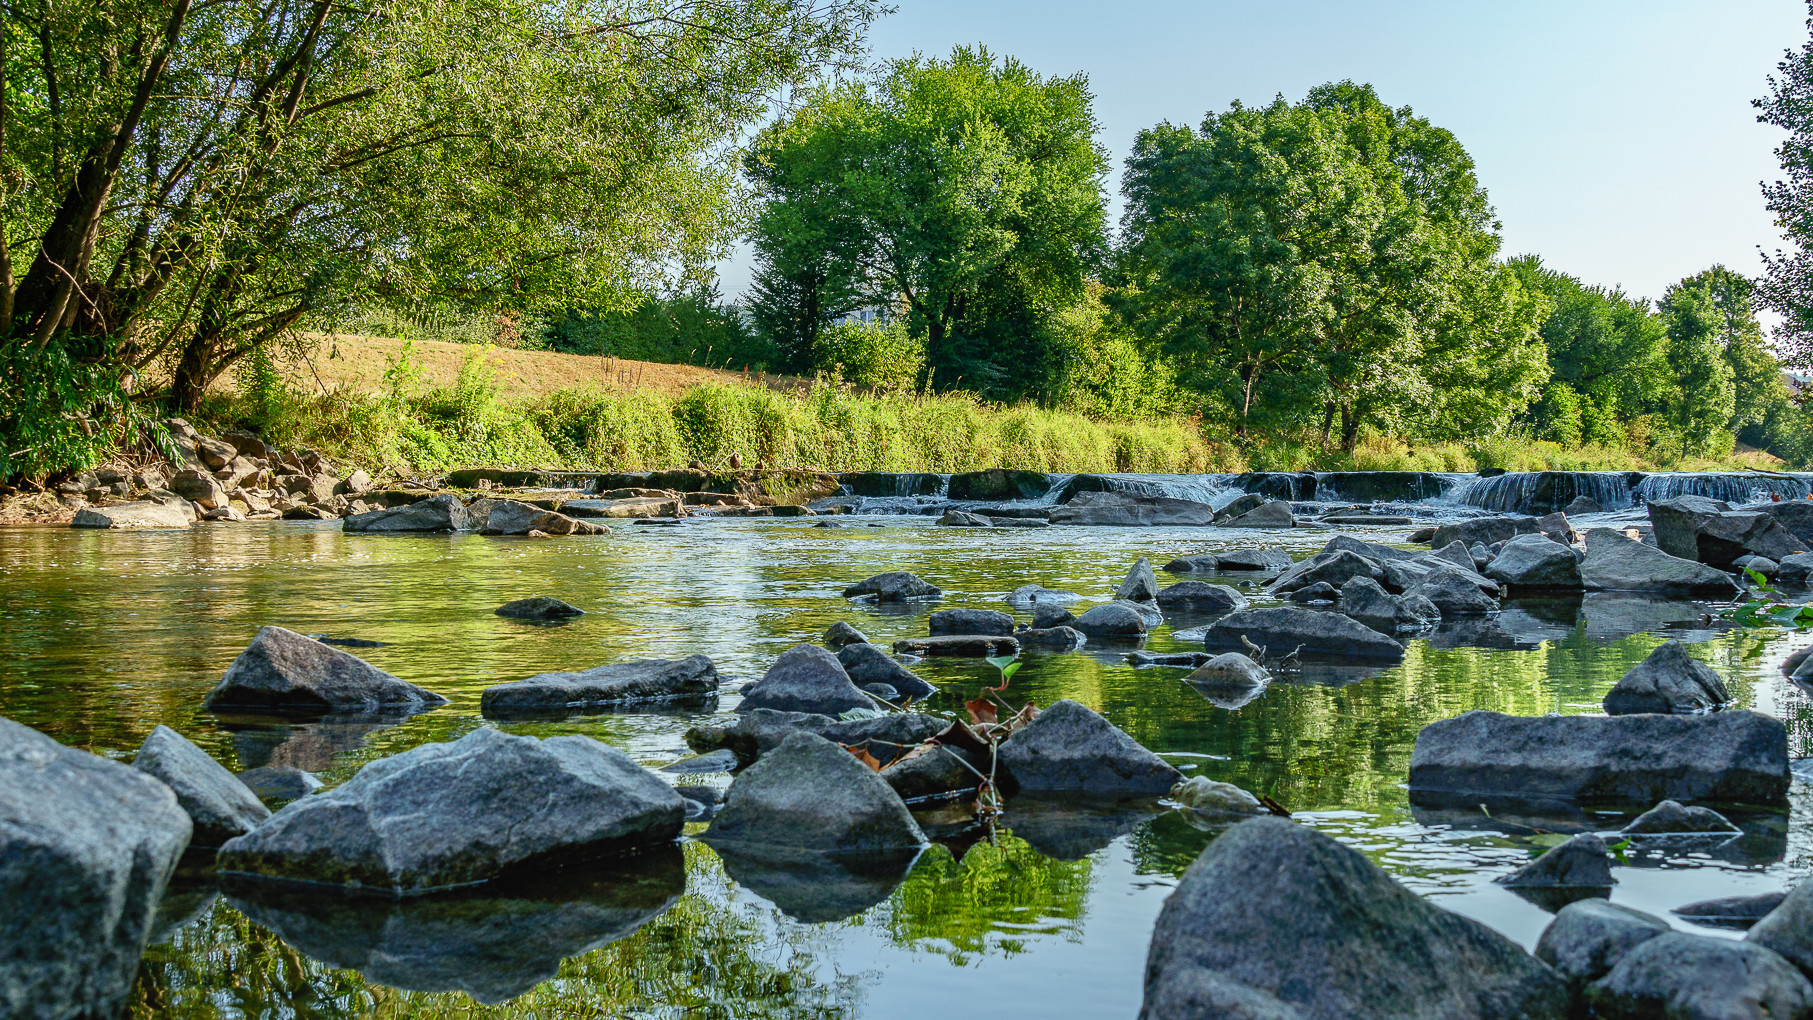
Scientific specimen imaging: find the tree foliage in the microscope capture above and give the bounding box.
[1758,1,1813,367]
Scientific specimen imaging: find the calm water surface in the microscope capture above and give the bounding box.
[4,517,1812,1019]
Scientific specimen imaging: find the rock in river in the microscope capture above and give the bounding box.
[1117,558,1161,601]
[1067,602,1150,640]
[1601,640,1730,716]
[1671,892,1784,930]
[343,493,474,533]
[1534,900,1670,988]
[1485,533,1583,589]
[483,499,609,536]
[481,655,720,718]
[1579,528,1745,597]
[1,717,192,1020]
[823,621,870,648]
[843,571,941,601]
[1411,568,1504,613]
[1620,799,1738,834]
[203,626,448,715]
[1747,880,1813,979]
[736,644,871,716]
[1155,581,1248,614]
[1005,584,1081,604]
[684,709,947,768]
[1048,490,1220,527]
[1218,499,1295,528]
[1268,548,1384,594]
[217,727,684,894]
[133,724,270,847]
[1215,548,1294,572]
[1341,576,1440,635]
[928,608,1015,636]
[1017,625,1087,650]
[1204,607,1406,661]
[71,499,193,529]
[1495,833,1614,888]
[1649,495,1809,568]
[1588,932,1813,1020]
[836,642,937,699]
[494,596,585,621]
[704,731,925,853]
[1409,710,1788,805]
[893,634,1021,657]
[1139,816,1568,1020]
[997,699,1180,795]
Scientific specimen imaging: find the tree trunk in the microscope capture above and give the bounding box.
[1340,404,1359,452]
[1319,403,1335,447]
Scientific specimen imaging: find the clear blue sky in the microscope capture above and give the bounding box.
[718,0,1808,305]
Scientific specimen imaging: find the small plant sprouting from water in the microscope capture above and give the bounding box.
[1729,569,1813,629]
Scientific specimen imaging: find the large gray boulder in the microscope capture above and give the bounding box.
[1269,549,1384,594]
[1117,558,1161,601]
[483,500,609,536]
[2,717,192,1020]
[836,642,937,699]
[1579,528,1745,597]
[480,655,720,718]
[1587,932,1813,1020]
[217,728,683,893]
[1342,576,1440,635]
[1216,548,1294,572]
[684,709,948,767]
[1748,881,1813,979]
[1409,710,1789,805]
[70,499,193,528]
[735,644,871,715]
[1205,607,1406,661]
[1049,490,1220,526]
[1429,516,1541,549]
[223,848,683,1004]
[843,571,941,601]
[1757,500,1813,545]
[1534,900,1670,987]
[928,608,1015,636]
[343,493,473,533]
[1139,816,1568,1020]
[997,700,1180,795]
[1485,533,1584,589]
[703,731,925,853]
[1411,568,1503,612]
[1219,500,1295,528]
[1601,640,1729,716]
[203,626,448,714]
[1650,496,1809,568]
[132,725,269,847]
[1069,603,1150,639]
[1155,581,1248,614]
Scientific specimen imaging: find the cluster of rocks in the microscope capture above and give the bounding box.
[1408,510,1749,598]
[1042,490,1297,528]
[1646,494,1813,580]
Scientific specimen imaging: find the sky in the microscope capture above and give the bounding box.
[716,0,1810,307]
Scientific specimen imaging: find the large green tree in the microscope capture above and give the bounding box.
[1116,82,1547,447]
[0,0,880,474]
[1758,1,1813,366]
[745,45,1108,391]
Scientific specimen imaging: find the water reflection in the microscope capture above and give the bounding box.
[1,518,1811,1017]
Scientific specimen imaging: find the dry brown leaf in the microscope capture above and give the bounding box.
[840,742,882,772]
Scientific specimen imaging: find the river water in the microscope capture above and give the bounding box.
[3,516,1811,1019]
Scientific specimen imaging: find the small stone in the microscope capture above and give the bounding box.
[1116,557,1160,602]
[928,608,1015,636]
[823,621,869,648]
[1288,581,1339,603]
[1005,584,1081,604]
[843,571,941,601]
[1620,799,1739,835]
[1602,640,1729,716]
[1168,776,1264,817]
[1495,833,1615,888]
[132,725,270,847]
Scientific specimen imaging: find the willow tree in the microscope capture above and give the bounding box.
[0,0,880,475]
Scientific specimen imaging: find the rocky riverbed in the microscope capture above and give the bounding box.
[6,487,1813,1019]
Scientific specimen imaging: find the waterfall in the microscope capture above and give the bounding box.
[1451,472,1637,514]
[1635,473,1812,505]
[1044,472,1247,507]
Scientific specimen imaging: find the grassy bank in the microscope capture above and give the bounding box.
[188,345,1791,479]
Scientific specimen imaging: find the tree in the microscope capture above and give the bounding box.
[745,45,1108,390]
[0,0,882,470]
[1758,1,1813,367]
[1657,282,1737,457]
[1115,82,1547,447]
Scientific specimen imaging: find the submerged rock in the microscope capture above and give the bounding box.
[223,849,684,1004]
[1579,528,1745,597]
[1204,607,1406,661]
[1167,776,1264,817]
[704,731,925,853]
[218,728,684,894]
[1588,933,1813,1020]
[481,655,720,718]
[1620,799,1739,834]
[1017,625,1087,650]
[893,634,1020,657]
[203,626,448,715]
[1409,710,1788,805]
[1601,640,1729,716]
[928,608,1015,636]
[132,724,270,847]
[1534,900,1671,987]
[736,644,870,716]
[843,571,942,601]
[1671,892,1785,930]
[1,717,192,1020]
[836,642,936,699]
[1495,833,1614,888]
[1187,652,1269,692]
[997,699,1180,795]
[1005,584,1082,604]
[1155,581,1248,614]
[684,709,947,768]
[1139,816,1568,1020]
[495,596,585,621]
[710,843,921,924]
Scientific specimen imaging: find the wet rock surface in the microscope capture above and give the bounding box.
[132,724,270,847]
[1534,899,1670,987]
[2,716,193,1020]
[1205,606,1407,660]
[495,596,585,621]
[998,700,1181,795]
[1579,528,1745,596]
[1601,640,1730,716]
[1140,816,1568,1020]
[684,709,947,767]
[736,644,871,715]
[893,634,1021,656]
[343,494,473,533]
[704,731,925,853]
[1587,932,1813,1020]
[928,608,1016,636]
[843,571,942,601]
[836,641,936,699]
[481,655,720,717]
[218,728,685,893]
[1154,580,1248,613]
[1495,833,1614,888]
[204,626,448,715]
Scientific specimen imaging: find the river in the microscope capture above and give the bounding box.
[2,516,1809,1018]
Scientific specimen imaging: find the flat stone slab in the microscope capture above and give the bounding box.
[892,635,1020,657]
[481,655,720,718]
[71,500,193,528]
